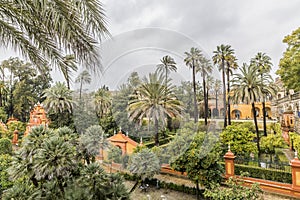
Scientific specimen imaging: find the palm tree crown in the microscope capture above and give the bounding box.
[43,82,76,113]
[127,73,183,146]
[0,0,109,73]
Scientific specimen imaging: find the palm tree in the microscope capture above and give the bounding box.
[127,73,183,146]
[75,70,91,100]
[184,47,202,123]
[225,52,238,125]
[61,55,78,89]
[156,55,177,84]
[213,79,222,118]
[231,63,264,155]
[79,125,109,164]
[43,82,75,114]
[250,52,273,136]
[127,148,160,193]
[0,1,109,73]
[212,44,235,127]
[197,57,212,125]
[205,75,214,119]
[94,87,112,119]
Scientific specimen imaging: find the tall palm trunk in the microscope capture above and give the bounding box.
[222,60,227,127]
[154,117,159,146]
[252,102,260,156]
[192,64,199,123]
[262,101,267,136]
[215,91,219,118]
[227,69,231,125]
[202,71,208,125]
[79,79,83,100]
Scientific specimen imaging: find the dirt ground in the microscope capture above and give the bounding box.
[126,181,299,200]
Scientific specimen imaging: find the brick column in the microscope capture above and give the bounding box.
[291,151,300,191]
[224,145,235,178]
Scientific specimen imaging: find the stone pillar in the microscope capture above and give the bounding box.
[291,151,300,191]
[224,145,235,178]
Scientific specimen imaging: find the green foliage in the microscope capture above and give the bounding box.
[260,134,286,155]
[277,27,300,91]
[0,107,7,122]
[171,130,223,188]
[0,154,13,194]
[0,125,8,139]
[107,145,122,163]
[128,148,160,181]
[0,138,12,155]
[79,125,109,164]
[290,132,300,154]
[204,175,263,200]
[234,163,292,183]
[4,125,129,199]
[221,123,257,157]
[6,121,26,139]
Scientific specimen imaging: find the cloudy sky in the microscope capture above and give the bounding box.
[91,0,300,90]
[1,0,299,90]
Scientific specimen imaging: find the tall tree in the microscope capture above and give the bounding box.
[156,55,177,84]
[231,64,264,156]
[250,52,273,136]
[213,79,222,118]
[276,27,300,91]
[212,44,235,128]
[197,57,212,125]
[184,47,202,123]
[75,70,91,100]
[127,73,183,146]
[94,87,112,119]
[43,82,76,127]
[0,0,109,73]
[225,51,238,125]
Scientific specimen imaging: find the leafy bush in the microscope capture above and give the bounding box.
[0,138,12,155]
[204,174,263,200]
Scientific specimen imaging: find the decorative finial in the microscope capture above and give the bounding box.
[126,132,128,137]
[119,126,122,132]
[295,151,298,159]
[228,143,231,152]
[140,137,143,144]
[114,130,116,135]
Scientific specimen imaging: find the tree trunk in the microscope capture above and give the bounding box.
[130,180,140,193]
[222,60,227,128]
[154,117,159,146]
[203,71,207,125]
[252,102,261,157]
[262,101,267,136]
[196,180,200,200]
[215,91,218,118]
[192,65,199,123]
[227,68,231,125]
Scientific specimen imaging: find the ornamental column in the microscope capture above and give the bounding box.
[291,151,300,191]
[224,144,235,178]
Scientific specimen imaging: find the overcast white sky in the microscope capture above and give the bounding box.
[1,0,300,90]
[95,0,300,90]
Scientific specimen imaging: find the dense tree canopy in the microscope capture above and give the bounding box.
[277,27,300,91]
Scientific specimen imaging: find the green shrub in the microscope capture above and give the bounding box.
[0,138,12,155]
[235,164,292,183]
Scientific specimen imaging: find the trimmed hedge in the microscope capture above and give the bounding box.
[234,164,292,184]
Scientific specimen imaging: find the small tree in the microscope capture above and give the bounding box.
[260,133,286,162]
[204,174,263,200]
[127,148,160,193]
[171,131,223,200]
[220,123,257,158]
